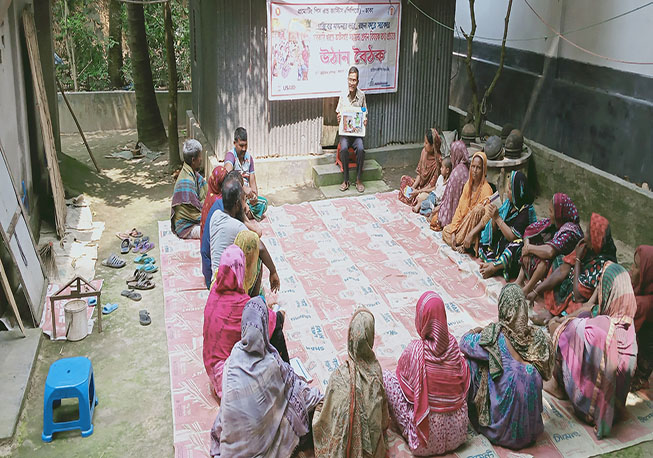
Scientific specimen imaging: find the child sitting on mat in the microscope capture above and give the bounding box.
[420,156,451,218]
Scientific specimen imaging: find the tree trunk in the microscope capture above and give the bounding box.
[108,0,125,88]
[164,2,181,171]
[126,3,167,147]
[63,1,78,91]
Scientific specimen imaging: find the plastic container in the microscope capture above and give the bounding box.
[64,300,88,341]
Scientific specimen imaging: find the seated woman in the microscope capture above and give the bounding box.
[430,140,470,231]
[547,262,637,439]
[630,245,653,391]
[442,151,494,254]
[200,165,227,240]
[479,170,537,280]
[313,309,390,458]
[210,297,323,457]
[383,292,470,456]
[528,213,617,325]
[203,245,287,399]
[399,129,441,212]
[460,284,553,449]
[516,193,584,296]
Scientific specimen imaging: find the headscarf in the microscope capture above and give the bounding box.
[313,309,389,458]
[432,141,470,228]
[474,284,553,426]
[200,166,227,238]
[588,213,616,259]
[203,246,276,392]
[234,230,260,294]
[446,151,493,233]
[633,245,653,331]
[524,218,553,240]
[210,297,323,457]
[480,170,536,245]
[552,193,579,227]
[396,292,470,446]
[596,262,637,324]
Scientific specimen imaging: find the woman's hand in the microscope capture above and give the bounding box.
[269,271,280,293]
[488,203,499,220]
[575,239,588,260]
[463,233,474,249]
[522,239,530,256]
[526,289,538,304]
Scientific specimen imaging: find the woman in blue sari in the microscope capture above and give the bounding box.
[479,171,536,280]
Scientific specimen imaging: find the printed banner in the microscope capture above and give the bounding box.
[267,0,401,100]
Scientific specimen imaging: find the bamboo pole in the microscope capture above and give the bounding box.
[56,77,101,173]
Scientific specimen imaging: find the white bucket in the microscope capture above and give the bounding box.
[64,299,88,341]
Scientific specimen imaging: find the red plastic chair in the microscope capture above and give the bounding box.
[335,143,357,172]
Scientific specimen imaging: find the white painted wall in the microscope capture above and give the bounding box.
[454,0,653,77]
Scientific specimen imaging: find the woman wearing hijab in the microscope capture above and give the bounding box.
[383,292,470,455]
[460,284,553,449]
[630,245,653,391]
[313,309,390,458]
[430,140,470,231]
[200,166,227,239]
[547,262,637,439]
[210,297,323,457]
[234,230,262,296]
[517,193,584,297]
[203,245,286,399]
[399,129,442,211]
[442,151,494,254]
[479,171,537,280]
[527,213,617,325]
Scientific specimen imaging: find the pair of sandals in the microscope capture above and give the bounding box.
[339,181,365,193]
[102,254,126,269]
[116,228,143,240]
[132,239,154,254]
[126,268,155,290]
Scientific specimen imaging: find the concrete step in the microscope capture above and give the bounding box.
[312,159,382,187]
[319,180,390,199]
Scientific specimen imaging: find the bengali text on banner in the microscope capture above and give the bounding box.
[266,0,401,100]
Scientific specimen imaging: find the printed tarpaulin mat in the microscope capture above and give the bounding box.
[158,191,653,458]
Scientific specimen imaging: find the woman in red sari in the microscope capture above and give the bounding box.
[399,129,442,212]
[200,165,227,239]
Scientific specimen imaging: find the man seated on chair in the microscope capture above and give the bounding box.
[171,139,207,239]
[336,66,368,193]
[224,127,268,221]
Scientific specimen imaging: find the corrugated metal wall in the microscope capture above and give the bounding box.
[190,0,455,157]
[366,0,455,148]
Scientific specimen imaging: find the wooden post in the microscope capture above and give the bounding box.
[0,260,26,337]
[56,77,101,173]
[22,8,67,239]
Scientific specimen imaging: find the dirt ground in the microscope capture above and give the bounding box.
[2,130,648,457]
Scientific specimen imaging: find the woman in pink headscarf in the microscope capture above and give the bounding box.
[203,244,281,399]
[383,292,470,455]
[430,141,470,231]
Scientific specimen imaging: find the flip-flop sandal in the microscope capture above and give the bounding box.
[356,183,365,193]
[129,228,143,238]
[134,255,155,264]
[115,232,130,240]
[87,297,97,307]
[340,182,350,192]
[102,254,126,269]
[140,242,154,254]
[127,279,155,290]
[120,238,131,254]
[126,270,153,283]
[141,236,150,243]
[102,303,118,315]
[132,241,143,253]
[139,310,151,326]
[136,263,158,273]
[121,289,142,301]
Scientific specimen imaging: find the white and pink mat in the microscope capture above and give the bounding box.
[158,192,653,458]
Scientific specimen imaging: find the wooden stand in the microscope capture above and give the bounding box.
[49,276,101,340]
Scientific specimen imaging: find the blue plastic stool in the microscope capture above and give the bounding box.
[42,357,98,442]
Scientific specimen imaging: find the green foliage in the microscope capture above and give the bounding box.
[54,0,190,92]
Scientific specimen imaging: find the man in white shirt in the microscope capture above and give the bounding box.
[336,66,368,193]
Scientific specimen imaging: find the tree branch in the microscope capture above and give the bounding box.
[482,0,513,111]
[463,0,480,129]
